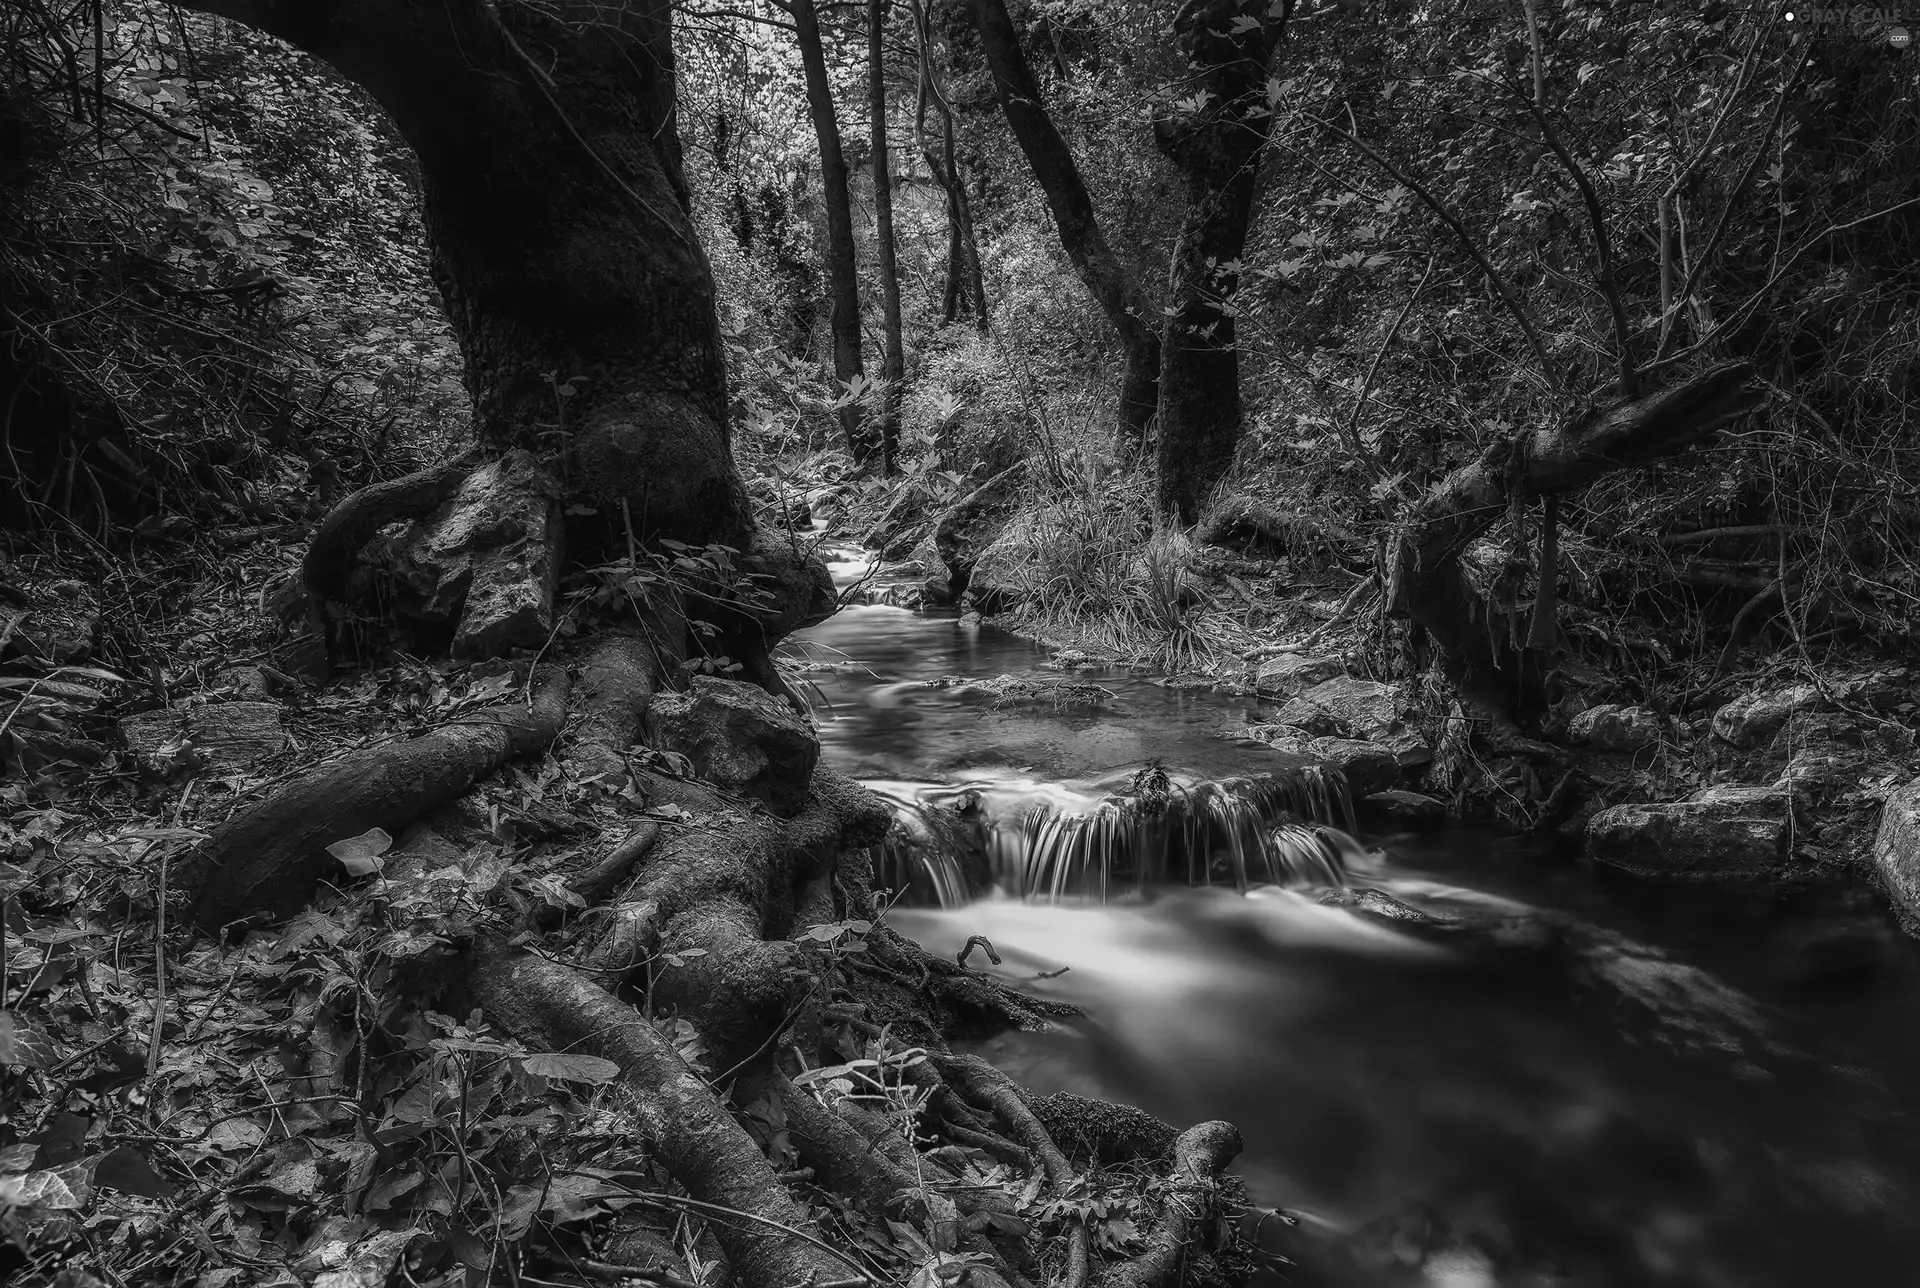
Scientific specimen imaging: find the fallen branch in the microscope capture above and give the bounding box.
[1387,362,1761,707]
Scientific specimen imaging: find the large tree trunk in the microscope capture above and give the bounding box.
[184,0,747,550]
[1152,0,1286,524]
[132,8,1252,1288]
[793,0,874,467]
[870,0,906,474]
[1388,362,1761,714]
[963,0,1158,456]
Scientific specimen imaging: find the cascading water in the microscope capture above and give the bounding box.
[791,550,1920,1286]
[865,766,1359,906]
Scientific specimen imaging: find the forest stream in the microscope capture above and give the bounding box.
[796,550,1920,1288]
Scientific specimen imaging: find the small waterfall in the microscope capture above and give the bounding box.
[865,765,1359,908]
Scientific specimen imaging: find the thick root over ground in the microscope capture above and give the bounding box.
[180,663,570,933]
[164,596,1252,1287]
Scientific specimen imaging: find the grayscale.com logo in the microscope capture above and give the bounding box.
[1780,5,1912,44]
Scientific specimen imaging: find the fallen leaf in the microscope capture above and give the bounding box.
[519,1052,620,1084]
[327,827,393,876]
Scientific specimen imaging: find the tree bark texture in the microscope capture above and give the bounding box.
[963,0,1158,454]
[1387,362,1761,711]
[793,0,874,467]
[1152,0,1287,524]
[912,0,988,330]
[870,0,907,473]
[177,0,750,548]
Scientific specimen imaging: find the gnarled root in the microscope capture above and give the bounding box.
[574,766,892,1070]
[301,446,482,602]
[466,945,857,1288]
[1100,1120,1244,1288]
[180,663,570,933]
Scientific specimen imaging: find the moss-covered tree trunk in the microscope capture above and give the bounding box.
[1152,0,1286,524]
[184,0,748,550]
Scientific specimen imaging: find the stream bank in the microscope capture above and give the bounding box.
[810,479,1920,945]
[793,553,1920,1286]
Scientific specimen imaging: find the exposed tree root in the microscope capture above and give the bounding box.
[568,632,661,788]
[300,446,482,602]
[466,945,855,1288]
[738,1063,931,1224]
[573,766,893,1070]
[153,572,1253,1288]
[1101,1120,1244,1288]
[936,1053,1091,1288]
[179,663,570,932]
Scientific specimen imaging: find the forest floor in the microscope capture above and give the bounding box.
[1,507,1270,1288]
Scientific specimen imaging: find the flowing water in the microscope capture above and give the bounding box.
[793,550,1920,1287]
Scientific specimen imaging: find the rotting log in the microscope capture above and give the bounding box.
[1388,361,1761,713]
[179,664,569,933]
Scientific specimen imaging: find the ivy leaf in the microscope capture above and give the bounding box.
[0,1011,58,1070]
[0,1169,84,1210]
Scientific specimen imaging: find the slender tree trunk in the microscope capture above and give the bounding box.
[792,0,872,467]
[962,0,1157,455]
[869,0,905,474]
[946,106,990,328]
[942,213,965,324]
[912,0,988,330]
[1152,0,1286,524]
[175,0,748,550]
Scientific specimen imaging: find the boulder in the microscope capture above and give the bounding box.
[1710,684,1823,749]
[1586,784,1794,880]
[1316,887,1444,923]
[1240,725,1400,793]
[1567,703,1662,752]
[1271,676,1429,766]
[1872,780,1920,932]
[390,449,563,661]
[730,528,838,636]
[964,508,1040,614]
[1252,652,1343,699]
[932,463,1026,605]
[120,701,288,772]
[648,676,819,815]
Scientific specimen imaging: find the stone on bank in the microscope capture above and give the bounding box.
[1586,784,1795,880]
